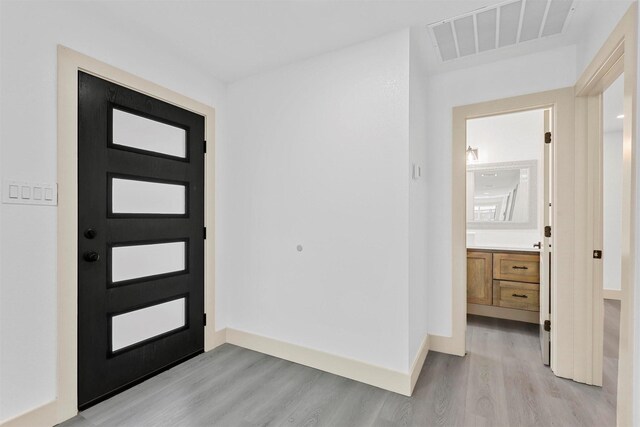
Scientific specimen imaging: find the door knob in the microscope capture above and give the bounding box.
[84,228,97,239]
[83,251,100,262]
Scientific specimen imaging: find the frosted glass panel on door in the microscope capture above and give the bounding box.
[111,178,186,215]
[111,298,186,352]
[112,241,186,283]
[112,108,187,158]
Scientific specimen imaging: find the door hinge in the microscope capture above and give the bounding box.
[593,250,603,259]
[544,320,551,332]
[544,226,551,238]
[545,132,552,144]
[203,140,207,153]
[203,313,207,326]
[203,227,207,239]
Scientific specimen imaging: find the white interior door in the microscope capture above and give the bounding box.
[540,108,552,365]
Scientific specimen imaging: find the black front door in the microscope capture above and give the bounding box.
[77,72,205,409]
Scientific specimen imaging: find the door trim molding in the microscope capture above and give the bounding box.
[574,4,637,425]
[53,45,217,424]
[427,333,465,356]
[603,289,623,301]
[451,87,575,374]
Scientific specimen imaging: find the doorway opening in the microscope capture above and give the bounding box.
[599,71,624,415]
[464,107,552,365]
[458,99,619,424]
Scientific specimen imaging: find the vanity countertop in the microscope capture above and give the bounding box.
[467,245,540,253]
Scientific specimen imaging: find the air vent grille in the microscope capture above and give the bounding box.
[429,0,575,62]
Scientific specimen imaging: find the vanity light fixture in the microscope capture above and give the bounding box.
[466,146,478,162]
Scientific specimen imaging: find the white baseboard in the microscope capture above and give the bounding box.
[409,335,430,392]
[0,401,58,427]
[603,289,622,300]
[226,328,429,396]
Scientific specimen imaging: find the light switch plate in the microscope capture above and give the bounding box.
[412,164,422,180]
[2,180,57,206]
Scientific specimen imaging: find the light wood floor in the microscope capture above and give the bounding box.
[60,301,620,427]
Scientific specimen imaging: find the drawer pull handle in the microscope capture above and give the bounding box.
[512,265,529,270]
[512,293,528,298]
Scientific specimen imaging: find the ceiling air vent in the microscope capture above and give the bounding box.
[429,0,575,62]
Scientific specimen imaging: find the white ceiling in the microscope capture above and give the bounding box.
[84,0,629,83]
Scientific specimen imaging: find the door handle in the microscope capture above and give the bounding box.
[84,228,97,239]
[83,251,100,262]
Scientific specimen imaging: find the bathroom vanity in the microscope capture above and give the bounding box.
[467,247,540,323]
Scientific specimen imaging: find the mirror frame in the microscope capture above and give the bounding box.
[466,160,538,230]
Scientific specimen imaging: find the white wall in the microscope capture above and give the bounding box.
[0,1,227,421]
[425,45,577,337]
[603,131,623,291]
[408,27,430,365]
[574,0,635,79]
[225,30,413,372]
[466,109,544,249]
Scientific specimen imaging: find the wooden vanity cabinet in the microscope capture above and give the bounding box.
[467,252,492,305]
[467,249,540,323]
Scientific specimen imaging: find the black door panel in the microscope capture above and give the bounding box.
[77,72,205,409]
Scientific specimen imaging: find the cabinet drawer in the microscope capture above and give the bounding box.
[493,280,539,312]
[493,252,540,283]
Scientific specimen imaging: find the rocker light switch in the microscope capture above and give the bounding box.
[21,186,31,199]
[8,185,19,199]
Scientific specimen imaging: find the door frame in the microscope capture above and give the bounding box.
[55,45,220,423]
[451,88,575,368]
[574,4,637,425]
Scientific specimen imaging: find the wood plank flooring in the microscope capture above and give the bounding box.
[60,301,620,427]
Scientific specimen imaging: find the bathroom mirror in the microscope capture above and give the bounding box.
[467,160,537,229]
